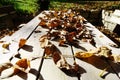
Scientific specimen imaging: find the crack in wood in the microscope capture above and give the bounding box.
[9,25,39,61]
[36,50,45,80]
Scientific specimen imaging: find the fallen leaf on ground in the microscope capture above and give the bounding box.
[14,58,30,73]
[19,38,27,48]
[2,43,10,49]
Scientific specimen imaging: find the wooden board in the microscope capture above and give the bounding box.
[84,23,120,80]
[85,23,120,54]
[0,11,120,80]
[73,43,120,80]
[0,12,45,80]
[40,44,78,80]
[0,12,44,63]
[1,26,48,80]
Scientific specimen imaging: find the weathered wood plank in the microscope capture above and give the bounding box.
[72,43,102,80]
[73,43,120,80]
[40,41,79,80]
[85,23,120,54]
[2,58,41,80]
[1,10,120,80]
[18,26,47,59]
[1,26,48,80]
[110,10,120,25]
[80,23,120,80]
[0,12,45,79]
[0,12,44,63]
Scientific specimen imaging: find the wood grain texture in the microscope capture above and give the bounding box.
[0,11,120,80]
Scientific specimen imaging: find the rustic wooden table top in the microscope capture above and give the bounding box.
[0,10,120,80]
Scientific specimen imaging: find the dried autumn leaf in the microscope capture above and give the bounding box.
[38,10,93,47]
[2,43,10,49]
[75,46,120,63]
[19,38,27,48]
[59,40,67,47]
[39,35,49,48]
[14,58,30,73]
[69,13,75,18]
[0,62,13,73]
[1,67,14,79]
[65,32,76,43]
[0,41,5,43]
[50,20,60,29]
[75,46,112,59]
[46,44,81,76]
[49,30,60,40]
[112,54,120,62]
[97,46,112,58]
[39,17,48,28]
[75,52,94,59]
[53,11,58,17]
[39,20,47,28]
[0,59,30,79]
[44,45,54,57]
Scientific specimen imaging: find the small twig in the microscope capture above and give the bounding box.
[70,45,76,63]
[99,66,108,78]
[70,45,81,80]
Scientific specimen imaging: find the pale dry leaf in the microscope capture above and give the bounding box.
[0,59,30,79]
[97,46,112,58]
[2,43,10,49]
[1,67,14,79]
[112,54,120,62]
[75,46,112,59]
[0,62,13,73]
[39,35,49,48]
[75,52,94,59]
[99,67,108,78]
[75,46,120,63]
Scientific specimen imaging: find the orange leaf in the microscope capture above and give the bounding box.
[14,58,30,73]
[19,38,27,48]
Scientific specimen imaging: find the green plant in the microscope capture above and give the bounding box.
[0,0,39,14]
[14,0,39,14]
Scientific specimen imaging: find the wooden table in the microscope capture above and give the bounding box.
[0,11,120,80]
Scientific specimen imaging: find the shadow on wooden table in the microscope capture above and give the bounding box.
[61,64,86,80]
[49,42,86,80]
[17,68,45,80]
[76,55,120,79]
[21,45,33,52]
[30,68,45,80]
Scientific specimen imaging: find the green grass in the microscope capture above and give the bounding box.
[14,0,39,14]
[0,0,39,14]
[49,1,120,11]
[1,1,120,14]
